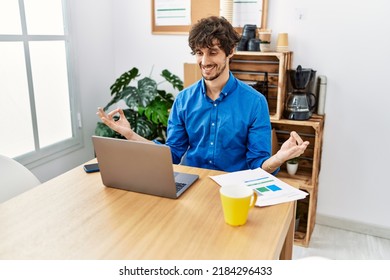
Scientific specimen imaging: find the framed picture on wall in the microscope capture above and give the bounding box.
[151,0,268,35]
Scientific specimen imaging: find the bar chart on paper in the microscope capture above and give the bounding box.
[210,168,307,207]
[244,176,285,199]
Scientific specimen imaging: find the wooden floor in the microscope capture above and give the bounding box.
[292,224,390,260]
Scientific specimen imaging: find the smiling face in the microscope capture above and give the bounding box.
[188,16,240,83]
[194,40,233,82]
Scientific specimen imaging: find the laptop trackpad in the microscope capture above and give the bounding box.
[174,172,199,187]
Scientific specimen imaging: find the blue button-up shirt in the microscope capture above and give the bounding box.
[162,72,272,172]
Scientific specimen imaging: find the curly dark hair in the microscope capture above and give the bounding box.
[188,16,241,56]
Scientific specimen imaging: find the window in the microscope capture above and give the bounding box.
[0,0,81,166]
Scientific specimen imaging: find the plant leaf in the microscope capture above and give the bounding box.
[121,86,140,110]
[98,67,183,142]
[134,116,157,140]
[109,67,139,96]
[103,88,130,111]
[137,77,158,107]
[94,122,123,138]
[141,98,170,126]
[161,69,183,91]
[122,109,156,140]
[157,90,174,107]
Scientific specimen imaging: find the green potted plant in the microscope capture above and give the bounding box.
[259,29,272,52]
[286,157,299,175]
[95,67,183,142]
[259,40,271,52]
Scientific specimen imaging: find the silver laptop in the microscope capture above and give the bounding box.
[92,136,199,199]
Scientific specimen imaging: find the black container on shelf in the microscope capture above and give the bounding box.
[248,38,260,51]
[237,24,257,51]
[242,24,257,39]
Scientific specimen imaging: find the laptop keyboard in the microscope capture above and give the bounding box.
[175,182,187,193]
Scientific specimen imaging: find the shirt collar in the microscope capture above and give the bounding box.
[221,72,236,97]
[200,71,237,98]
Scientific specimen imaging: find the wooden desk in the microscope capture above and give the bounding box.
[0,161,295,260]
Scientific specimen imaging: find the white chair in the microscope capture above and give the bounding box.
[0,154,41,203]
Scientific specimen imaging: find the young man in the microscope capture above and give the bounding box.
[97,16,309,173]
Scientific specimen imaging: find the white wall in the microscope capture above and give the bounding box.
[111,0,193,90]
[266,0,390,233]
[33,0,390,236]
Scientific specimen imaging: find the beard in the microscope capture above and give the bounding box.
[200,58,228,81]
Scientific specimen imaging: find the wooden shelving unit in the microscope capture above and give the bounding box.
[272,115,324,247]
[230,51,292,120]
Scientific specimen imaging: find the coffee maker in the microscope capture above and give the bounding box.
[284,65,317,120]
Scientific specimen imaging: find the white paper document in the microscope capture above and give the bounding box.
[233,0,263,27]
[210,168,308,207]
[154,0,191,26]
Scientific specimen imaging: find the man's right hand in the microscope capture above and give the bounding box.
[96,107,151,143]
[96,107,134,140]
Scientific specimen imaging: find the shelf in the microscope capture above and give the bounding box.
[271,116,324,189]
[276,170,313,191]
[271,114,324,129]
[271,116,324,247]
[230,51,292,120]
[294,231,307,246]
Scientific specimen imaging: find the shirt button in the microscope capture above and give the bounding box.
[209,160,212,164]
[214,103,217,107]
[212,123,215,126]
[210,142,214,145]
